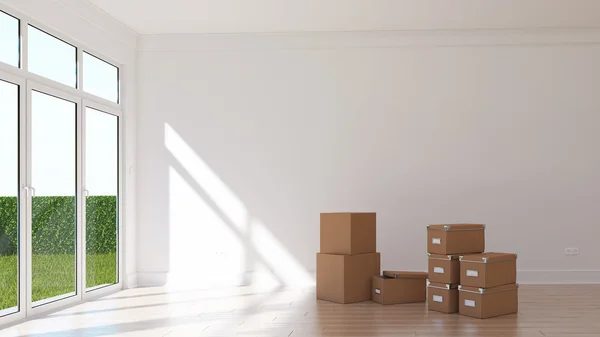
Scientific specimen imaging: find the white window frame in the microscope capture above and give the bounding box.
[0,70,27,327]
[0,2,124,327]
[26,81,84,316]
[81,51,121,105]
[0,4,122,110]
[81,99,123,301]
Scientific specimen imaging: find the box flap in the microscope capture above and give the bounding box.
[427,224,485,231]
[428,253,460,260]
[459,252,517,263]
[427,281,458,289]
[375,275,393,280]
[383,271,428,279]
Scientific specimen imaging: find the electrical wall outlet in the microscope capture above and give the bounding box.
[565,248,579,256]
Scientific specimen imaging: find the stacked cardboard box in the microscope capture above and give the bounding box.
[427,224,485,314]
[316,213,380,304]
[458,253,518,318]
[316,217,518,316]
[426,224,519,319]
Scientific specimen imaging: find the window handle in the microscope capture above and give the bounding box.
[84,189,89,197]
[24,186,35,197]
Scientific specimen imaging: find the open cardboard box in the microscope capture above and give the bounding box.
[372,271,428,305]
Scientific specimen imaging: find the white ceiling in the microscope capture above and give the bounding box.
[87,0,600,35]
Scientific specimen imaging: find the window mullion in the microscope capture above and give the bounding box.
[20,16,28,71]
[77,47,83,91]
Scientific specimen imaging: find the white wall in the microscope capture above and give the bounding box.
[137,29,600,287]
[0,0,138,288]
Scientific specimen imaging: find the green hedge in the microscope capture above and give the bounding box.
[0,196,117,256]
[85,196,118,255]
[0,197,18,256]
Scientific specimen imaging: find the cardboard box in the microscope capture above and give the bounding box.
[428,253,460,285]
[320,213,376,255]
[458,284,518,319]
[459,253,517,288]
[372,271,428,305]
[316,252,380,304]
[427,224,485,255]
[427,281,459,314]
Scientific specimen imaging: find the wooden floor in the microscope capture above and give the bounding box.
[1,285,599,337]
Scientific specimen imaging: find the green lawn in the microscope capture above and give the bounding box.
[0,253,116,311]
[0,255,17,311]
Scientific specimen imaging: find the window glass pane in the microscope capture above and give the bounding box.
[31,90,77,307]
[0,11,19,67]
[0,79,19,316]
[28,26,76,88]
[83,52,118,103]
[85,107,118,290]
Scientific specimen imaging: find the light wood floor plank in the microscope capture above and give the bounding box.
[1,285,600,337]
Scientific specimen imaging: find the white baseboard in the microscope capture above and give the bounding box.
[123,273,138,289]
[133,270,600,288]
[137,272,168,287]
[517,270,600,284]
[281,270,600,285]
[135,270,310,288]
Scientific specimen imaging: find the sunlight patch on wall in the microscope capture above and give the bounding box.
[167,166,245,289]
[251,218,314,287]
[165,123,313,288]
[165,123,248,231]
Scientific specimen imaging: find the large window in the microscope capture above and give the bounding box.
[28,26,77,88]
[31,91,78,306]
[85,107,119,290]
[0,11,19,67]
[0,79,20,316]
[0,6,122,325]
[83,52,119,103]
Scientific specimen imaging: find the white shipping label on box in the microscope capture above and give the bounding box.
[466,270,479,277]
[464,299,476,307]
[432,238,441,245]
[433,295,443,303]
[375,288,381,294]
[433,267,445,274]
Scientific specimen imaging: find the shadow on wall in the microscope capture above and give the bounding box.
[159,123,313,289]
